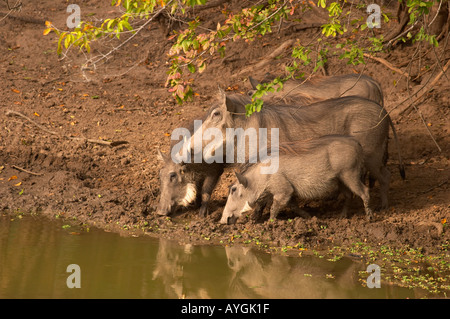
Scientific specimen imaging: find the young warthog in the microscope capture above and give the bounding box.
[219,135,372,225]
[248,73,384,106]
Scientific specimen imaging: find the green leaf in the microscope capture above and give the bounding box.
[121,19,133,31]
[107,19,115,31]
[317,0,327,9]
[192,39,200,50]
[181,40,190,52]
[198,61,206,73]
[57,33,67,55]
[255,99,263,112]
[187,63,196,73]
[64,34,72,49]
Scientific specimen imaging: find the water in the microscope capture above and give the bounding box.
[0,215,419,299]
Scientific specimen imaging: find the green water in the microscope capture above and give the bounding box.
[0,215,419,299]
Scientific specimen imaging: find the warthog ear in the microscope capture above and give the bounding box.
[248,76,260,89]
[217,86,237,114]
[235,172,248,188]
[217,86,227,104]
[157,148,168,163]
[218,86,235,112]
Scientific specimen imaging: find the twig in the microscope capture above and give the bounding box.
[357,58,448,152]
[11,165,43,176]
[286,22,323,33]
[427,0,443,29]
[237,39,295,75]
[3,0,22,11]
[419,180,448,194]
[338,63,368,98]
[6,110,59,136]
[431,41,450,82]
[395,59,449,153]
[6,110,128,147]
[385,20,420,48]
[186,0,227,13]
[400,58,450,116]
[411,103,442,152]
[340,47,410,78]
[396,46,434,68]
[85,1,173,68]
[0,9,12,22]
[360,51,410,78]
[395,32,449,115]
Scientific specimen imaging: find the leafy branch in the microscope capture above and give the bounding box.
[43,0,448,114]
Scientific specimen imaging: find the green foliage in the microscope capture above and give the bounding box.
[43,0,442,112]
[406,0,434,25]
[245,76,286,116]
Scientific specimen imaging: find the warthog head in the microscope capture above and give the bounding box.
[220,172,253,225]
[156,149,197,216]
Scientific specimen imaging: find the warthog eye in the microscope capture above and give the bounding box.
[230,186,237,194]
[169,172,177,182]
[212,110,221,118]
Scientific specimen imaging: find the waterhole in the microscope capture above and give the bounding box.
[0,215,421,298]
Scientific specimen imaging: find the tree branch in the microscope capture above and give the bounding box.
[6,110,128,147]
[236,39,295,75]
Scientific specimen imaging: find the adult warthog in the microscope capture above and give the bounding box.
[188,89,403,210]
[248,73,384,106]
[249,73,405,186]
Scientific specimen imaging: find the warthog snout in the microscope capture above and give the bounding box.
[156,201,173,216]
[219,212,237,225]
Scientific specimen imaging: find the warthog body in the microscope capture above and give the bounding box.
[191,90,396,209]
[219,135,372,224]
[249,73,384,106]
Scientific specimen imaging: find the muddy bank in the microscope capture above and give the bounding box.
[1,0,449,262]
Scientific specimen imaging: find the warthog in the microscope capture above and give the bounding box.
[219,135,372,225]
[189,89,401,209]
[156,146,224,217]
[249,73,405,187]
[248,73,384,106]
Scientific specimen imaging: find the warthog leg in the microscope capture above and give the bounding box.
[340,169,373,221]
